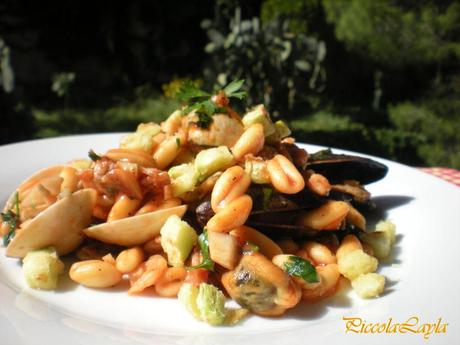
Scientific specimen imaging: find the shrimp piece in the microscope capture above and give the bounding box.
[128,255,167,295]
[187,113,244,147]
[155,267,187,297]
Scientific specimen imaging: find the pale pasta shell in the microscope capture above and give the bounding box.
[6,188,96,258]
[83,205,187,246]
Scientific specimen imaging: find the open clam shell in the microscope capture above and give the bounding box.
[3,165,64,213]
[6,188,96,258]
[83,205,187,247]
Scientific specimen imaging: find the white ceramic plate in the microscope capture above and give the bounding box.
[1,134,459,345]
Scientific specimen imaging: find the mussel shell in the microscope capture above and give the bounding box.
[245,221,319,240]
[329,190,375,212]
[308,153,388,184]
[6,188,96,258]
[248,186,325,214]
[245,221,362,242]
[83,205,187,246]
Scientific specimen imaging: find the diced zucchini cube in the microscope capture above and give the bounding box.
[179,282,229,326]
[242,104,276,137]
[337,249,378,281]
[178,283,201,319]
[136,122,162,136]
[194,146,235,181]
[160,215,198,267]
[244,156,270,184]
[120,122,161,153]
[196,283,226,325]
[375,220,396,245]
[23,247,64,290]
[360,231,392,259]
[266,120,292,143]
[351,273,385,298]
[169,163,198,197]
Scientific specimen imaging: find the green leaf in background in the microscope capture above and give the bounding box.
[223,79,246,99]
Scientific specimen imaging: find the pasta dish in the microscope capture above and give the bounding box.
[1,80,396,325]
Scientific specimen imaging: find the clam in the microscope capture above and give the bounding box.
[6,188,96,258]
[83,205,187,247]
[3,165,64,214]
[3,165,95,258]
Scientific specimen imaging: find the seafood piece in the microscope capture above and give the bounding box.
[83,205,187,246]
[307,149,388,184]
[221,252,301,316]
[244,220,319,240]
[3,165,64,214]
[187,113,244,147]
[329,180,374,211]
[248,186,324,214]
[331,181,370,204]
[6,188,96,258]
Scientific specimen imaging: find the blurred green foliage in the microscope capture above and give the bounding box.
[388,102,460,168]
[202,7,326,118]
[257,0,460,167]
[51,72,75,98]
[1,0,459,168]
[322,0,460,67]
[33,87,179,137]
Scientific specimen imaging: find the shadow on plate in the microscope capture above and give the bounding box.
[283,279,353,321]
[366,195,414,229]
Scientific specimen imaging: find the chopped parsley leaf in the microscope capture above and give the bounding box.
[196,112,213,129]
[284,255,318,283]
[176,80,246,126]
[223,79,247,99]
[189,229,214,271]
[1,192,20,246]
[88,149,102,161]
[262,187,273,210]
[175,81,210,103]
[242,241,260,255]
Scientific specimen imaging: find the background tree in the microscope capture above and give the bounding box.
[0,0,459,167]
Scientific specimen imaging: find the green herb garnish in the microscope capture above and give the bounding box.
[175,79,247,129]
[189,229,215,271]
[262,187,273,210]
[175,81,211,102]
[88,149,102,161]
[1,192,20,246]
[284,255,318,283]
[176,137,181,147]
[242,241,259,255]
[223,79,247,100]
[196,113,213,129]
